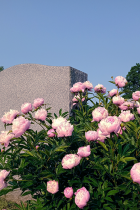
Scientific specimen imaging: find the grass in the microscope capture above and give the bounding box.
[0,197,28,210]
[0,197,18,210]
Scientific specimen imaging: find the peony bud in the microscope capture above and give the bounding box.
[36,145,39,150]
[64,187,73,198]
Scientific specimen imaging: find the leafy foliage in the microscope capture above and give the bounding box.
[0,66,4,72]
[1,80,140,209]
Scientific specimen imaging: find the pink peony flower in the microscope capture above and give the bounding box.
[0,170,10,180]
[130,163,140,184]
[0,170,10,190]
[56,121,73,137]
[0,177,7,191]
[133,101,140,108]
[97,128,110,143]
[94,84,106,93]
[35,108,47,121]
[1,149,4,152]
[116,126,126,136]
[12,116,31,138]
[98,116,121,135]
[62,154,81,169]
[72,95,85,103]
[85,131,98,141]
[47,180,59,194]
[132,91,140,101]
[21,103,32,114]
[64,187,73,198]
[33,98,44,109]
[77,145,91,158]
[137,106,140,114]
[75,187,90,209]
[119,110,135,122]
[47,129,55,137]
[70,82,86,93]
[72,94,85,106]
[91,107,108,122]
[112,96,124,106]
[52,117,67,129]
[1,110,19,124]
[0,131,14,147]
[83,81,93,91]
[115,76,127,88]
[119,101,134,110]
[108,89,118,97]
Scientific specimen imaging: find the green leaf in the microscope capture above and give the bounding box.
[123,157,137,162]
[120,175,131,180]
[104,207,112,210]
[19,159,29,169]
[88,177,98,187]
[14,202,24,210]
[89,184,93,194]
[124,189,131,195]
[39,149,50,157]
[22,181,33,188]
[119,156,127,163]
[57,198,64,208]
[69,203,77,209]
[107,139,114,148]
[110,164,113,173]
[62,111,69,117]
[89,99,96,105]
[54,113,57,118]
[22,150,34,157]
[100,157,109,163]
[105,197,113,202]
[96,93,106,104]
[122,144,130,155]
[97,140,108,151]
[0,187,13,196]
[21,190,32,196]
[83,177,91,184]
[107,190,119,196]
[46,107,52,111]
[59,108,62,116]
[108,81,115,85]
[56,163,66,175]
[53,145,69,152]
[28,112,33,120]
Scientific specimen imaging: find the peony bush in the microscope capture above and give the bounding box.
[0,76,140,209]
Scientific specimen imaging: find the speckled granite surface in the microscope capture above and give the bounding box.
[0,64,87,204]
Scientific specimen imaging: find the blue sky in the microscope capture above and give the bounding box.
[1,0,140,104]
